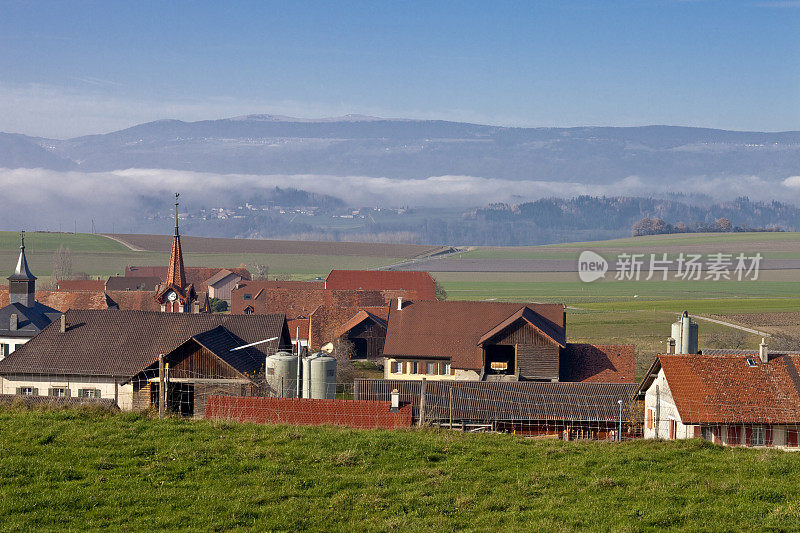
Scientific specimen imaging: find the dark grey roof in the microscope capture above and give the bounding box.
[0,309,291,378]
[190,325,266,376]
[0,302,60,338]
[354,379,637,423]
[8,245,35,281]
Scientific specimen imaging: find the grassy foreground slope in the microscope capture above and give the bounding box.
[2,408,800,531]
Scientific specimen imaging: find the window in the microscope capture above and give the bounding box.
[49,387,69,397]
[243,293,252,300]
[646,409,653,430]
[77,389,101,399]
[0,343,9,359]
[244,306,254,315]
[444,362,451,375]
[752,427,765,447]
[18,386,36,396]
[411,362,419,374]
[426,362,436,375]
[746,358,757,368]
[392,362,403,374]
[490,361,508,371]
[787,429,799,448]
[669,419,677,440]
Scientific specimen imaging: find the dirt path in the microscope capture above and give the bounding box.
[99,234,146,252]
[691,314,771,338]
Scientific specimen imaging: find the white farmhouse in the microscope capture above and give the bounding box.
[636,344,800,449]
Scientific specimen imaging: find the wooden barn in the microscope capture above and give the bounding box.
[0,309,291,417]
[383,299,635,383]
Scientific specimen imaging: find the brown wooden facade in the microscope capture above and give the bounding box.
[130,339,262,418]
[482,319,560,381]
[344,320,387,360]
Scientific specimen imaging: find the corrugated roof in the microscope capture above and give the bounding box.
[383,300,566,370]
[638,353,800,424]
[355,379,637,422]
[325,270,437,300]
[0,309,290,378]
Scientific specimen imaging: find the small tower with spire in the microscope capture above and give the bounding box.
[156,193,196,312]
[8,231,36,308]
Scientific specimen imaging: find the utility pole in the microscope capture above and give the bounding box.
[417,377,427,427]
[158,354,165,419]
[296,325,301,398]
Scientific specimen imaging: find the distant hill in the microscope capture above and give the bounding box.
[1,116,798,186]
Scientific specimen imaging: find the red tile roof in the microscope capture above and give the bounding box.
[125,266,251,291]
[308,305,389,350]
[56,280,106,292]
[230,281,403,318]
[38,291,110,311]
[639,353,800,424]
[105,291,163,312]
[560,344,635,383]
[287,318,310,341]
[383,300,566,370]
[325,270,437,300]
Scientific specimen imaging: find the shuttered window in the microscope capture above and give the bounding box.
[728,426,741,445]
[669,419,676,439]
[426,362,436,375]
[646,409,653,429]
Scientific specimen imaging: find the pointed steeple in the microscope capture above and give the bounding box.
[9,231,35,281]
[165,193,186,289]
[8,231,36,308]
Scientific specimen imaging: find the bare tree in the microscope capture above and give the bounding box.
[52,245,72,282]
[330,339,356,385]
[435,280,448,301]
[251,263,269,280]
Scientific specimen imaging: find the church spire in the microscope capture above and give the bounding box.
[9,231,36,308]
[165,193,186,289]
[9,231,35,281]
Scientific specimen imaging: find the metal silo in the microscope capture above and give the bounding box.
[266,351,298,398]
[670,311,698,354]
[302,352,322,398]
[310,356,337,399]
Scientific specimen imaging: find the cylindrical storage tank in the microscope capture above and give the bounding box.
[266,351,298,398]
[310,356,337,399]
[671,312,699,354]
[302,352,322,398]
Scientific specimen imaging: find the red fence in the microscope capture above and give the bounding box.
[204,396,413,430]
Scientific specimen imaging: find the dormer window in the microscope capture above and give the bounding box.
[244,306,254,315]
[244,293,252,300]
[746,358,757,367]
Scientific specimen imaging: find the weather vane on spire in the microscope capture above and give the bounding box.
[174,192,180,236]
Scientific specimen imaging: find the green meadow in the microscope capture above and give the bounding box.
[1,408,800,532]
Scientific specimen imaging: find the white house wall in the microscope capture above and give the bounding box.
[0,374,134,410]
[643,367,693,439]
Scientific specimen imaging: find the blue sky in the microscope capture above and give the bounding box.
[1,0,798,137]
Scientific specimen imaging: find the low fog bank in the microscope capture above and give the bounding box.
[0,167,798,235]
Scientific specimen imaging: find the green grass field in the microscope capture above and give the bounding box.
[2,408,800,531]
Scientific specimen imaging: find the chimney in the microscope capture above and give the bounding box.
[390,389,400,412]
[60,314,66,333]
[9,313,17,331]
[397,297,403,311]
[667,337,676,354]
[759,338,768,364]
